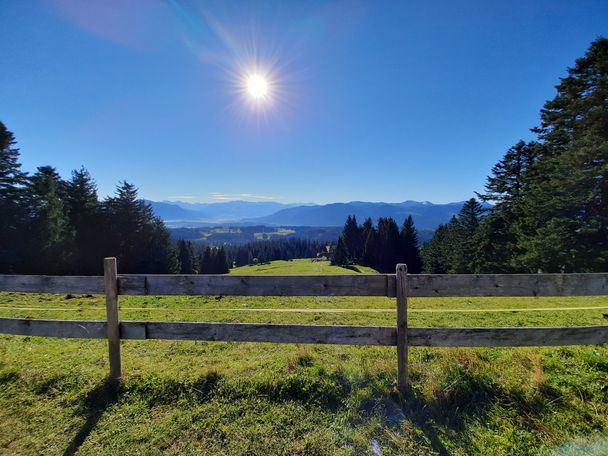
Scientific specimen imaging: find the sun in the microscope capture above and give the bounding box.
[246,74,269,99]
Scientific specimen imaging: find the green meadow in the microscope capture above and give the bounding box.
[1,260,607,455]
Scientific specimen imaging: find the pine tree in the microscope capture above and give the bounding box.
[443,216,467,273]
[199,246,229,274]
[200,247,213,273]
[103,181,177,273]
[375,217,401,273]
[454,198,483,273]
[141,218,179,273]
[474,141,539,273]
[102,181,151,272]
[24,166,70,274]
[361,217,374,242]
[421,224,450,273]
[65,167,101,274]
[458,198,484,237]
[332,235,349,266]
[362,225,379,268]
[472,213,514,273]
[477,141,540,210]
[215,247,230,273]
[178,240,197,274]
[0,122,28,273]
[514,38,608,272]
[342,215,364,263]
[400,215,422,273]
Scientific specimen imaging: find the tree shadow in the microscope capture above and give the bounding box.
[62,378,120,456]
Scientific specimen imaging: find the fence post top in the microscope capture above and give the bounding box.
[396,264,408,274]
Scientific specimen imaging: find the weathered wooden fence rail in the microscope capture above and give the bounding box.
[1,258,607,392]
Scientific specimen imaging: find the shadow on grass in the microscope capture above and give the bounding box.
[120,369,349,410]
[54,364,572,456]
[63,378,120,456]
[382,367,567,455]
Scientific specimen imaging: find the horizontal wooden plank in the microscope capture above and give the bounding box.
[0,317,106,338]
[2,273,607,297]
[408,273,608,297]
[0,275,104,294]
[121,322,608,346]
[120,321,397,345]
[1,317,607,347]
[118,273,608,297]
[118,274,394,297]
[408,326,608,346]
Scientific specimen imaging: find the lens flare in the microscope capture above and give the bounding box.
[167,1,304,125]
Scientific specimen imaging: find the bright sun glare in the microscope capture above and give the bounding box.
[246,74,269,99]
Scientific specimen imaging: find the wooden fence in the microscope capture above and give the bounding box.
[1,258,608,392]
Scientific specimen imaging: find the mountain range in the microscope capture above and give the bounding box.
[147,200,476,230]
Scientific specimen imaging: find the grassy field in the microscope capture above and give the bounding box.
[230,259,378,275]
[1,261,607,455]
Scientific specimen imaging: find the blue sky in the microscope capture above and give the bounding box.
[1,0,606,204]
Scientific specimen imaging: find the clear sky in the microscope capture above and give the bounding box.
[1,0,607,204]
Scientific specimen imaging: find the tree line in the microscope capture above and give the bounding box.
[333,38,607,275]
[331,215,422,273]
[227,238,327,267]
[177,240,230,274]
[175,238,327,273]
[0,124,178,275]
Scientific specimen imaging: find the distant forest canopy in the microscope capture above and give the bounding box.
[176,238,329,274]
[169,225,344,245]
[0,38,606,275]
[167,225,435,247]
[331,214,423,273]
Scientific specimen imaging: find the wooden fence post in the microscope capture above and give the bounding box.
[396,263,408,393]
[104,257,121,381]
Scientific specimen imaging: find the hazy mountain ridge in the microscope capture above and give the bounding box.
[247,201,475,230]
[147,200,309,223]
[148,199,477,230]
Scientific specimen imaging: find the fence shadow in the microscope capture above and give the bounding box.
[62,378,120,456]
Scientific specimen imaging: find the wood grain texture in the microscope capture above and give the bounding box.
[0,317,106,338]
[117,274,394,296]
[396,264,408,391]
[1,318,607,347]
[408,273,608,297]
[2,273,606,297]
[119,321,397,345]
[408,326,608,346]
[0,275,104,294]
[104,258,121,380]
[117,273,608,297]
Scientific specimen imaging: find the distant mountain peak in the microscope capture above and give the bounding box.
[147,198,479,230]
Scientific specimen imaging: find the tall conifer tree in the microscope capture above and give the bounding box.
[0,122,27,272]
[400,215,422,273]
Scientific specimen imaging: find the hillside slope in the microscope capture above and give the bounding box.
[230,259,377,275]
